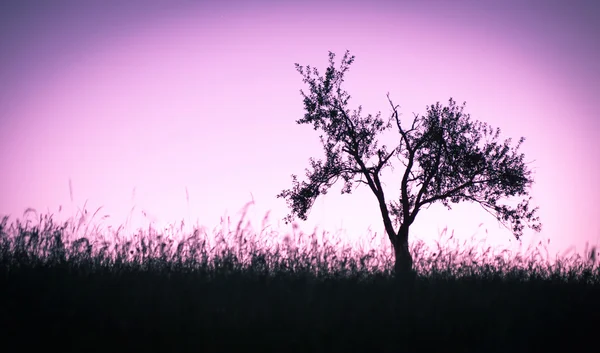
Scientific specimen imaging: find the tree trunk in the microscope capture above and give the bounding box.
[393,225,414,282]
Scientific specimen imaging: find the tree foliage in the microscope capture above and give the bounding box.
[277,50,541,246]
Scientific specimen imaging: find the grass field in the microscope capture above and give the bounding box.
[1,206,598,353]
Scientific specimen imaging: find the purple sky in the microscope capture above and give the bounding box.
[1,0,599,261]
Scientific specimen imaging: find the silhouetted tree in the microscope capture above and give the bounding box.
[277,50,542,279]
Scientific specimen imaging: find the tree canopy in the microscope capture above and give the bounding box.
[278,50,541,274]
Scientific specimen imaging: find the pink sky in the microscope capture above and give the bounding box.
[1,0,599,262]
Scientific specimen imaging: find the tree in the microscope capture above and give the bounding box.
[277,50,542,278]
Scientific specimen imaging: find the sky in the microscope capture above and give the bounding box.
[1,0,599,263]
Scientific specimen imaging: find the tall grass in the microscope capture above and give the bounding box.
[1,203,598,352]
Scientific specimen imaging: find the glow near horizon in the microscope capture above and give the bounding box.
[1,0,599,262]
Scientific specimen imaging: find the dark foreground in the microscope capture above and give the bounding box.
[1,215,599,352]
[3,260,599,352]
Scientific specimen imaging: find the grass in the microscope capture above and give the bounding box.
[0,203,598,353]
